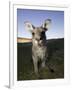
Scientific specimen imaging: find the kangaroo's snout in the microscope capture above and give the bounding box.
[35,39,44,46]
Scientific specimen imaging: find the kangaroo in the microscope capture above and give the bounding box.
[24,19,51,76]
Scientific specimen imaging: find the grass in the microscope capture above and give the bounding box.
[17,38,64,80]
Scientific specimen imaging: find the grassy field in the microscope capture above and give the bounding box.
[17,38,64,80]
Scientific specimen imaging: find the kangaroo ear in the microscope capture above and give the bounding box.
[24,21,35,32]
[42,19,51,31]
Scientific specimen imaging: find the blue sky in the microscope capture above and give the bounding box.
[17,9,64,39]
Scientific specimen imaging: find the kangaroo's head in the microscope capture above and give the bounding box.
[24,19,51,46]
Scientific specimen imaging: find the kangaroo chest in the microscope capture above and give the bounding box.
[34,46,47,60]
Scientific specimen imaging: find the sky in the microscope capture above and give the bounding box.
[17,9,64,39]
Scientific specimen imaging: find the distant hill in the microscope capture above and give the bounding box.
[17,37,64,43]
[17,37,32,43]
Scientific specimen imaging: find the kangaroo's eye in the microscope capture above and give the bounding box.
[32,32,35,36]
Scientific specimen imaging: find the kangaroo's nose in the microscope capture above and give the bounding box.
[40,37,42,40]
